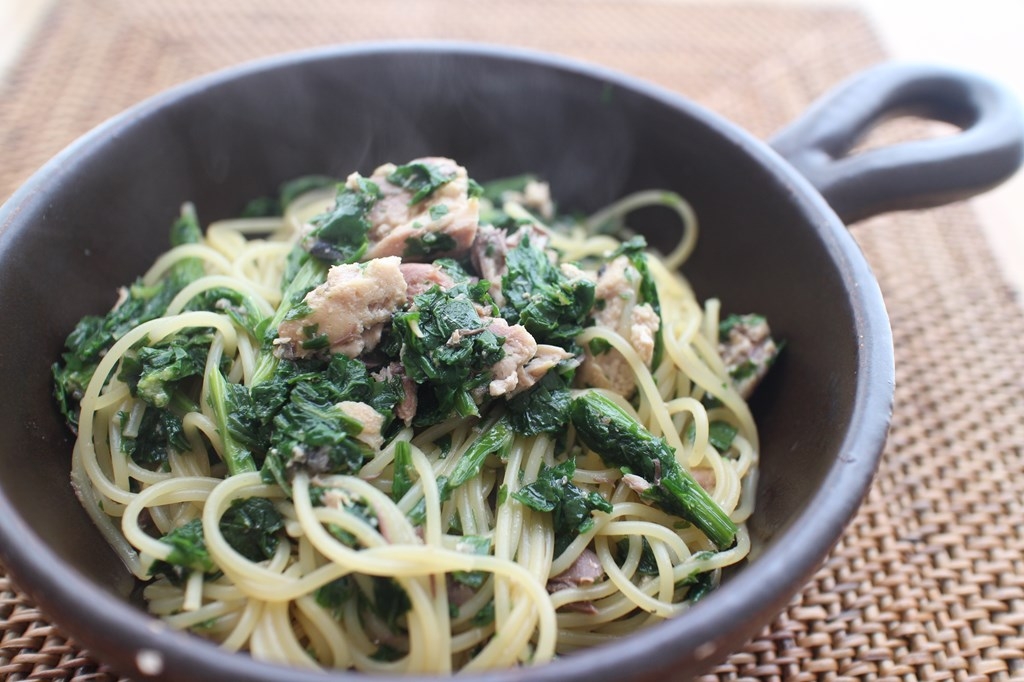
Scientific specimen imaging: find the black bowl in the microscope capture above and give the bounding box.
[0,43,1020,681]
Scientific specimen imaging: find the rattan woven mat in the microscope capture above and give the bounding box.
[2,1,1023,680]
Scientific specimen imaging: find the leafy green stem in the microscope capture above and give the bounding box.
[568,391,737,548]
[207,367,257,475]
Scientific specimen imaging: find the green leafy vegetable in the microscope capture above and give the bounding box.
[616,537,659,575]
[386,161,456,204]
[681,567,719,603]
[444,419,514,494]
[471,600,495,626]
[451,535,491,589]
[365,577,412,634]
[392,441,415,502]
[118,332,212,409]
[392,282,505,426]
[207,368,258,475]
[316,488,380,547]
[152,499,283,581]
[569,392,738,548]
[219,497,284,562]
[259,357,403,492]
[262,386,373,494]
[120,406,189,470]
[709,421,738,452]
[240,196,280,218]
[512,458,612,555]
[501,234,595,349]
[505,365,574,436]
[316,576,355,617]
[230,355,405,492]
[169,204,204,248]
[684,420,738,452]
[250,256,328,385]
[149,519,213,582]
[403,231,457,258]
[304,179,380,265]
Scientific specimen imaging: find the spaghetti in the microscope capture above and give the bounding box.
[54,158,776,673]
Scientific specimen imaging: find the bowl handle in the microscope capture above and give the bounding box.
[768,63,1024,224]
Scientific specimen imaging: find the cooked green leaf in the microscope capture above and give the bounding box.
[392,282,505,426]
[219,497,284,562]
[501,233,595,348]
[120,406,189,470]
[305,181,380,264]
[505,365,574,436]
[386,162,456,204]
[149,519,213,582]
[403,231,457,258]
[451,535,491,589]
[512,458,612,555]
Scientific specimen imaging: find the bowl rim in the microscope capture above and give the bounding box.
[0,39,894,681]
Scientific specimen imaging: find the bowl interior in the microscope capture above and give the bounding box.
[0,45,889,680]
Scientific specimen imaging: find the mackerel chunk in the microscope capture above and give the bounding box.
[718,314,779,399]
[275,257,407,359]
[578,255,659,398]
[360,157,479,261]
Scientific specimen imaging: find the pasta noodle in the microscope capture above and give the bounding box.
[56,159,774,673]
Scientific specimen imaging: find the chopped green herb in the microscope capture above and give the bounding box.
[403,231,457,258]
[387,161,456,204]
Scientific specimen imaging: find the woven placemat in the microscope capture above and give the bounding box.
[2,1,1023,680]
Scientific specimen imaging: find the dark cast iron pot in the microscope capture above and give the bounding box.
[0,43,1020,681]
